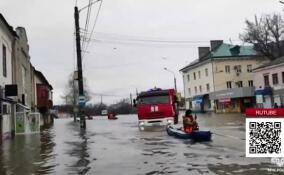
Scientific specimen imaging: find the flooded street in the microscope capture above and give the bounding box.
[0,113,279,175]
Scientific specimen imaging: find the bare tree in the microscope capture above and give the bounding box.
[61,73,91,106]
[240,14,284,60]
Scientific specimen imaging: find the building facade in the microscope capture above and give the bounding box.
[0,13,53,139]
[254,56,284,108]
[181,47,215,112]
[12,27,32,109]
[181,40,268,113]
[0,14,17,139]
[34,70,53,128]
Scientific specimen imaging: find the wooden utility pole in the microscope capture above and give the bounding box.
[74,6,86,129]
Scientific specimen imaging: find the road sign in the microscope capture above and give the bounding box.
[79,95,86,107]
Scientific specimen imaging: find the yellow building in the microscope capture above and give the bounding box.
[181,40,268,113]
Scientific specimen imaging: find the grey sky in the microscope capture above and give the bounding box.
[0,0,283,104]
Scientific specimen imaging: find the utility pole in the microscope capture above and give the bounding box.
[74,6,86,129]
[130,93,133,106]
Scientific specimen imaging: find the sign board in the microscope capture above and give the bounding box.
[218,98,231,103]
[256,95,263,104]
[5,84,18,97]
[79,95,86,107]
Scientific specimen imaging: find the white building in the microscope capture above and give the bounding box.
[0,14,17,139]
[254,56,284,108]
[181,46,215,112]
[181,40,267,113]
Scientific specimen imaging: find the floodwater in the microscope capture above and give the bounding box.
[0,113,280,175]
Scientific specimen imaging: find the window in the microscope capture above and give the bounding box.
[22,66,26,91]
[193,72,196,80]
[206,83,210,92]
[235,65,241,73]
[205,68,208,76]
[188,88,191,96]
[2,104,8,114]
[187,74,190,82]
[138,96,169,105]
[247,65,252,72]
[248,80,253,87]
[198,71,201,78]
[236,81,243,88]
[282,72,284,84]
[199,85,202,93]
[2,45,7,77]
[194,86,197,93]
[264,75,269,87]
[225,65,230,73]
[272,73,279,85]
[226,81,232,89]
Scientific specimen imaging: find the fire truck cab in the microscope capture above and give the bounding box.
[134,88,179,129]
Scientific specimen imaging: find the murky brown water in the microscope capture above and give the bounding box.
[0,113,280,174]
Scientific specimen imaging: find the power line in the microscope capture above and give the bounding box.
[92,36,241,44]
[83,0,103,58]
[81,0,93,50]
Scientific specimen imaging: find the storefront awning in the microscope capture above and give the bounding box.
[255,87,272,96]
[193,95,204,103]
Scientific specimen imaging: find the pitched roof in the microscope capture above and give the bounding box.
[254,56,284,70]
[0,13,17,37]
[180,43,259,72]
[211,43,257,58]
[35,70,53,90]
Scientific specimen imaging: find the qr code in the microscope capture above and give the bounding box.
[246,118,284,157]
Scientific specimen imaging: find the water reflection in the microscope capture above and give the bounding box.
[35,128,56,175]
[64,124,91,175]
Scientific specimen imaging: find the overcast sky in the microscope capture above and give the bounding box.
[0,0,283,104]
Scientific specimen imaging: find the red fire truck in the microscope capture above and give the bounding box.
[134,88,179,129]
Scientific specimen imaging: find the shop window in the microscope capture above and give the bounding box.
[272,73,278,85]
[264,75,269,87]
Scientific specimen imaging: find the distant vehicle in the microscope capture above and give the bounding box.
[101,110,108,115]
[133,88,179,129]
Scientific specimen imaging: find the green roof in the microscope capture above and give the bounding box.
[180,42,259,72]
[211,43,257,58]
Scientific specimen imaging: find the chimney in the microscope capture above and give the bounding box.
[198,47,210,60]
[210,40,223,50]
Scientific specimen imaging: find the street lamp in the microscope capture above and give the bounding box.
[164,67,177,91]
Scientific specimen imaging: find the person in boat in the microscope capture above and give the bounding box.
[183,109,199,133]
[107,112,117,119]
